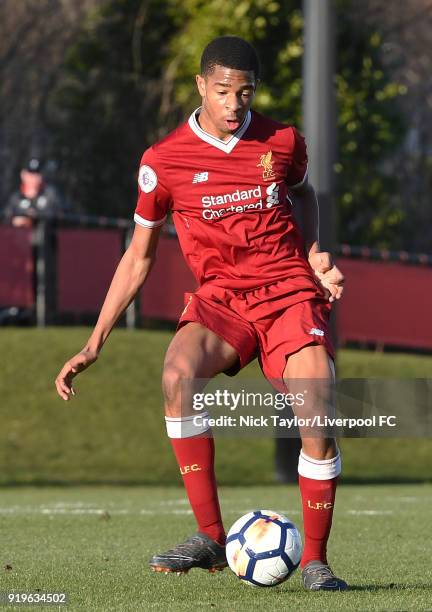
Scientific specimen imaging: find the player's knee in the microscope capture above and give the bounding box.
[162,360,194,407]
[284,345,333,380]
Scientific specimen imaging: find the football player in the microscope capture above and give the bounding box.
[55,36,346,591]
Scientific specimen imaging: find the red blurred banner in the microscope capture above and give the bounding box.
[57,228,122,312]
[0,225,33,307]
[140,235,197,320]
[336,258,432,349]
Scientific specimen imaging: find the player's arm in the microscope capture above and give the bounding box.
[290,179,320,260]
[56,147,171,401]
[291,179,344,302]
[55,224,160,400]
[286,127,344,302]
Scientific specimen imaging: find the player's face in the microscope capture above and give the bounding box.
[196,66,256,141]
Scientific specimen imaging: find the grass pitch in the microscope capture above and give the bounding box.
[1,484,431,611]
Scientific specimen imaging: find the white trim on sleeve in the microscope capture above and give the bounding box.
[134,212,166,229]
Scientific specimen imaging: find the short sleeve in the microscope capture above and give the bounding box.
[286,127,308,189]
[134,147,172,229]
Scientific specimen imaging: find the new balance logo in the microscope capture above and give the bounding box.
[309,327,324,337]
[192,172,209,183]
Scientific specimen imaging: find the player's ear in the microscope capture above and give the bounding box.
[196,74,206,97]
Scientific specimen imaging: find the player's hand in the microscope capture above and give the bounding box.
[55,350,98,401]
[308,251,344,303]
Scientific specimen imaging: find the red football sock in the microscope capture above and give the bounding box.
[299,474,338,567]
[170,435,225,546]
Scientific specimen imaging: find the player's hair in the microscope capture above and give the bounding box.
[200,36,260,79]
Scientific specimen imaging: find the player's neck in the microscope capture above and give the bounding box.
[196,108,232,142]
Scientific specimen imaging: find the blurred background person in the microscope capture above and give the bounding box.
[3,157,68,227]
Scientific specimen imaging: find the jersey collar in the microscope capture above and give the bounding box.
[188,107,251,153]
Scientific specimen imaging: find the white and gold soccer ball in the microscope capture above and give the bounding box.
[226,510,302,587]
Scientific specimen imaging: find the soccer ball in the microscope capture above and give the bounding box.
[226,510,302,587]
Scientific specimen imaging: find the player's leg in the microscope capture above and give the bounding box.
[150,322,239,574]
[283,344,347,590]
[252,291,346,590]
[163,321,238,545]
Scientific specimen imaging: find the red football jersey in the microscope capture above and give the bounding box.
[135,108,318,292]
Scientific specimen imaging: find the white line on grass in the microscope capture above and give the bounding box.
[0,506,297,517]
[1,505,393,517]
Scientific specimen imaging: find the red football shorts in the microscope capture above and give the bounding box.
[178,278,334,381]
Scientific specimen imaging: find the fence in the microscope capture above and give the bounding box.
[1,216,432,351]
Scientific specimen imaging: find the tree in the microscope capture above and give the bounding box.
[49,0,177,217]
[336,4,407,247]
[351,0,432,252]
[0,0,97,208]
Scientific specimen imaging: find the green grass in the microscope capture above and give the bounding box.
[1,484,431,611]
[0,327,431,484]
